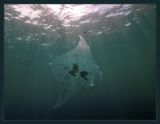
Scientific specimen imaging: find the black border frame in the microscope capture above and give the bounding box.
[0,0,159,124]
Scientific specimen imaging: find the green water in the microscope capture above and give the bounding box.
[4,4,156,120]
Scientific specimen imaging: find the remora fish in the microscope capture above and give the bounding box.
[50,35,103,110]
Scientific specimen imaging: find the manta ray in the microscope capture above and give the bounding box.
[50,35,103,110]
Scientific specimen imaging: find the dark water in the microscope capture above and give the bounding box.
[4,4,156,120]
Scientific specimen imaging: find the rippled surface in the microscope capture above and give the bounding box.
[4,4,156,120]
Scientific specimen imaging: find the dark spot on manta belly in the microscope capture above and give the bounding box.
[68,63,89,81]
[68,63,79,77]
[80,71,89,81]
[69,70,76,77]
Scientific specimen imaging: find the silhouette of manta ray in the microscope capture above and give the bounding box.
[50,35,103,110]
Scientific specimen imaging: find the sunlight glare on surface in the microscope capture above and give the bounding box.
[47,4,119,20]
